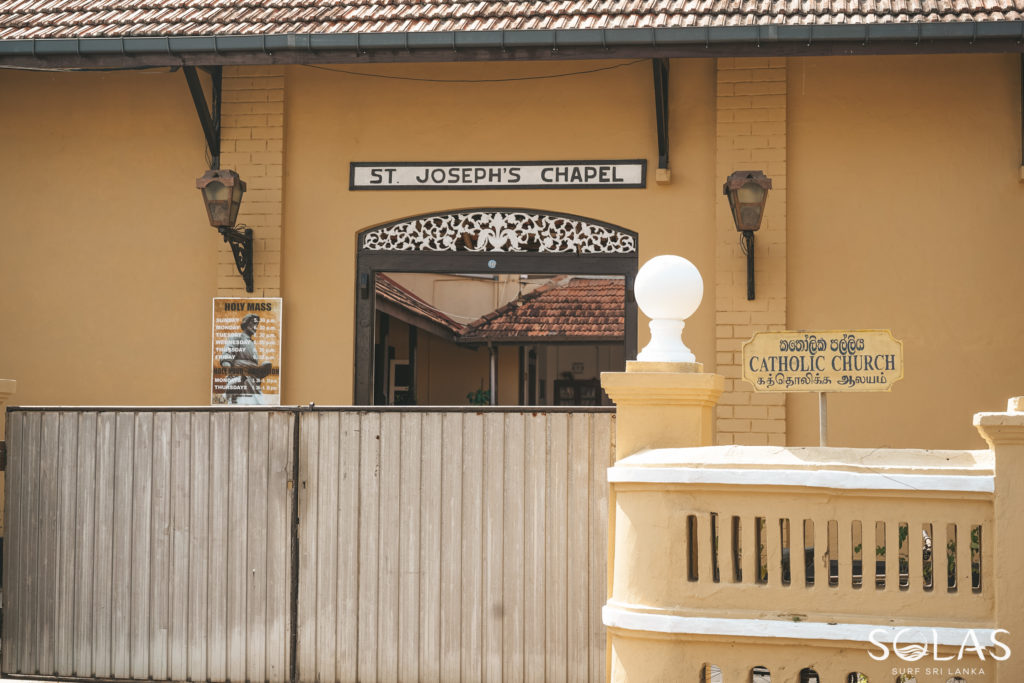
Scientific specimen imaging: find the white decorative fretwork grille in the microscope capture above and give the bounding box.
[361,211,636,254]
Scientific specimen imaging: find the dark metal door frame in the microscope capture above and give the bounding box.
[354,208,639,405]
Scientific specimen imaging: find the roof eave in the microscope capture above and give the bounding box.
[459,335,625,345]
[2,23,1024,68]
[375,298,463,342]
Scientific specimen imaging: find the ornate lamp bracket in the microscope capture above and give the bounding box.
[219,225,254,293]
[184,66,222,168]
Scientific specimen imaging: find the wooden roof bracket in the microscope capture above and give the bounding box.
[184,65,222,169]
[652,58,671,184]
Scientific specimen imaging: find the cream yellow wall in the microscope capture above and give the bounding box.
[281,59,719,405]
[4,52,1022,444]
[0,69,217,406]
[419,335,490,405]
[787,54,1024,449]
[496,346,519,405]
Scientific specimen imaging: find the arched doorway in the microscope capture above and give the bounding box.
[355,208,638,405]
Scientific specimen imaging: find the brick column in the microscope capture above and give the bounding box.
[714,58,787,446]
[218,66,285,297]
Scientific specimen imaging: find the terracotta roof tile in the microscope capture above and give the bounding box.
[0,0,1019,40]
[461,277,625,344]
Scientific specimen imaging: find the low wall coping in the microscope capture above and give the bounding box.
[615,444,992,473]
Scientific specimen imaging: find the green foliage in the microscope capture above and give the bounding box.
[466,387,490,405]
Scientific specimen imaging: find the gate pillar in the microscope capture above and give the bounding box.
[601,362,722,461]
[975,397,1024,680]
[601,254,725,682]
[601,362,724,683]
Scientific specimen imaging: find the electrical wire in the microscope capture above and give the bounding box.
[0,64,176,73]
[303,59,646,83]
[739,231,752,256]
[0,59,646,82]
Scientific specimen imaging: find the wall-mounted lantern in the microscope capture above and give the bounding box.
[196,168,253,293]
[723,170,772,300]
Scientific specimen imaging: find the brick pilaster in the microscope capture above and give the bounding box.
[218,66,284,297]
[714,58,788,446]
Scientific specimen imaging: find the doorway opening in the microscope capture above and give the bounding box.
[373,272,626,406]
[355,209,638,405]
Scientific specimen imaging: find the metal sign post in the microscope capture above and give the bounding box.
[819,392,828,446]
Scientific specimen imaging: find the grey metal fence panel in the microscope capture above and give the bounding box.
[295,409,615,683]
[1,409,294,682]
[2,406,611,683]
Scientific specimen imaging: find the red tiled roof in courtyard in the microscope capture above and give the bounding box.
[461,277,624,344]
[1,0,1021,41]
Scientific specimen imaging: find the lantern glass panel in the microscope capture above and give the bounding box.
[228,186,243,225]
[209,203,230,226]
[203,181,230,203]
[737,182,765,204]
[739,206,762,229]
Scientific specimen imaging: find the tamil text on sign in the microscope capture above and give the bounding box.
[350,160,646,190]
[742,330,904,393]
[212,297,283,405]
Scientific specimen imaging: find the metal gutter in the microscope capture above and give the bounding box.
[1,21,1023,67]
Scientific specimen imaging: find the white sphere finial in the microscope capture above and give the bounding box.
[634,255,703,363]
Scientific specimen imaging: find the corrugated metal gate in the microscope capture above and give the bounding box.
[2,410,294,682]
[2,407,613,683]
